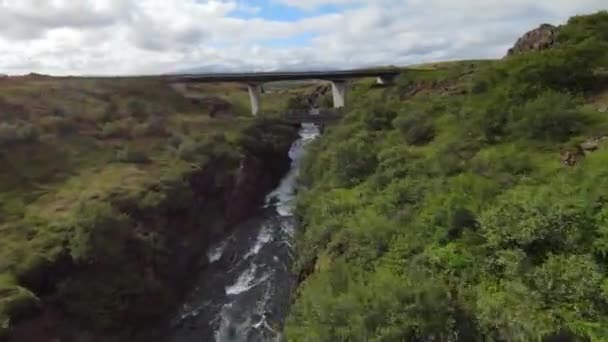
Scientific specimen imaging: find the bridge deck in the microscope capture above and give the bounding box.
[168,68,401,83]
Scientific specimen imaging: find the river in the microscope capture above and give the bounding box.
[169,123,319,342]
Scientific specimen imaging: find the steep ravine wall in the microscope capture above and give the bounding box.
[5,122,298,342]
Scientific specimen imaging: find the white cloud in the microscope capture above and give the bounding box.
[0,0,606,75]
[275,0,360,10]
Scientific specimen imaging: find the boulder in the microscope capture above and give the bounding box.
[507,24,559,56]
[580,136,607,153]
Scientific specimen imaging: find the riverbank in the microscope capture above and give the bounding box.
[286,11,608,341]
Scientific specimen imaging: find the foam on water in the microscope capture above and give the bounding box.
[207,240,229,263]
[243,225,272,260]
[225,265,260,296]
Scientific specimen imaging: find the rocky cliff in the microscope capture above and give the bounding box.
[507,23,559,56]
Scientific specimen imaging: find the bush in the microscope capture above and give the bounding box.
[39,116,77,137]
[0,286,41,321]
[360,105,397,131]
[332,135,378,186]
[532,254,602,306]
[114,147,150,164]
[0,122,40,145]
[479,185,593,260]
[286,96,308,110]
[559,11,608,45]
[99,119,133,139]
[471,94,511,143]
[176,139,204,162]
[101,102,120,122]
[69,203,131,264]
[127,99,148,120]
[510,91,585,142]
[131,116,167,138]
[394,113,435,145]
[167,133,184,149]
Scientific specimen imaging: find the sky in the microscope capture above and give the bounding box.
[0,0,606,75]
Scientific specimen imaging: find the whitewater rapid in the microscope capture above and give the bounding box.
[170,123,319,342]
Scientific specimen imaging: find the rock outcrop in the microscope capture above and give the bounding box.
[507,24,559,56]
[560,136,607,166]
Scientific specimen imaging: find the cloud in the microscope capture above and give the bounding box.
[0,0,605,75]
[275,0,360,10]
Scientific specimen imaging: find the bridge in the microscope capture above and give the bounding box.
[167,68,401,115]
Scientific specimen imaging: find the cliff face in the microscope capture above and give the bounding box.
[507,23,559,56]
[6,121,297,342]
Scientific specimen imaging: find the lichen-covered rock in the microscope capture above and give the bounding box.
[507,24,559,56]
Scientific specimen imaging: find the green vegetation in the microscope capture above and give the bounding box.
[288,11,608,341]
[0,77,297,336]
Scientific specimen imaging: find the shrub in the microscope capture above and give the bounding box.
[360,105,397,131]
[318,94,333,108]
[127,99,147,120]
[39,116,77,137]
[101,102,120,122]
[99,119,132,139]
[479,185,593,260]
[0,286,41,321]
[286,96,308,110]
[0,122,40,145]
[559,11,608,45]
[176,139,203,162]
[114,147,150,164]
[471,94,511,143]
[394,113,436,145]
[510,91,585,142]
[131,116,167,138]
[532,254,602,306]
[69,203,131,264]
[51,106,68,117]
[332,135,378,186]
[471,143,534,180]
[471,80,489,94]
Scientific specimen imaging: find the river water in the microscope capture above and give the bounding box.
[169,123,319,342]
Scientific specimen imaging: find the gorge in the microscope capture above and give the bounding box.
[169,123,319,342]
[2,10,608,342]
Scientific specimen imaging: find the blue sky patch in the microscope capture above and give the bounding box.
[229,1,356,21]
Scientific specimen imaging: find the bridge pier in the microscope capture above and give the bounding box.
[330,80,346,108]
[247,83,262,116]
[376,74,397,85]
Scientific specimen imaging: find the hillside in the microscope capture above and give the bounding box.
[0,76,304,339]
[287,11,608,341]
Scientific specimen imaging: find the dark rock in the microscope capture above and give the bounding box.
[560,146,585,166]
[507,24,559,56]
[224,156,270,224]
[296,256,318,288]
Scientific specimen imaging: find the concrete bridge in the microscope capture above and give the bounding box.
[168,69,401,115]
